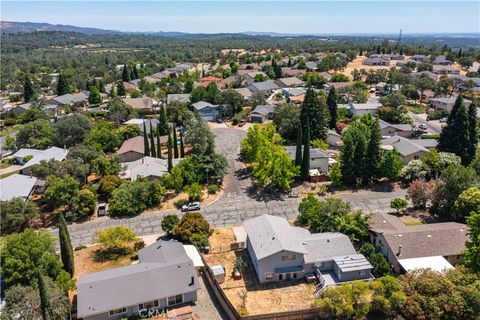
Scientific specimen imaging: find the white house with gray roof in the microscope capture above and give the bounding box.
[244,215,372,285]
[247,80,279,95]
[20,146,69,173]
[249,105,275,123]
[77,240,199,320]
[191,101,220,121]
[381,136,429,164]
[379,120,413,138]
[347,102,382,116]
[284,146,330,172]
[0,174,38,201]
[119,156,181,181]
[429,96,472,112]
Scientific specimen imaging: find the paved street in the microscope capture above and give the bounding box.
[59,127,406,247]
[409,112,443,134]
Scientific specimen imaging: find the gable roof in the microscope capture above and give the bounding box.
[250,105,274,116]
[192,101,219,111]
[117,136,144,155]
[302,233,357,264]
[122,97,154,110]
[120,156,180,180]
[122,118,159,132]
[48,92,88,105]
[167,93,191,103]
[248,80,279,93]
[284,146,329,160]
[379,120,413,132]
[77,240,199,318]
[381,136,429,156]
[0,174,37,201]
[244,214,309,260]
[21,147,68,170]
[234,87,252,99]
[12,148,43,159]
[275,77,305,87]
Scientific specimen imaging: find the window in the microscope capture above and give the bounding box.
[139,300,159,310]
[265,272,274,280]
[167,295,183,306]
[414,155,420,160]
[109,308,126,316]
[359,270,366,276]
[293,273,297,279]
[281,255,296,261]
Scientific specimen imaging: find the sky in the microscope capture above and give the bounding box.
[1,1,479,34]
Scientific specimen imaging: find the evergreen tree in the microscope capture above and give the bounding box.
[109,85,116,98]
[88,86,102,105]
[130,68,135,81]
[85,79,92,91]
[272,59,282,79]
[37,270,52,320]
[122,65,130,82]
[295,125,303,167]
[327,87,338,129]
[466,100,479,165]
[365,117,382,181]
[180,129,185,158]
[149,125,156,158]
[98,79,106,93]
[133,65,139,79]
[167,129,173,171]
[287,57,292,67]
[58,213,74,277]
[117,81,126,97]
[300,88,328,140]
[173,126,179,158]
[143,120,150,156]
[438,96,471,165]
[23,74,34,103]
[340,122,369,185]
[57,73,70,96]
[301,119,310,181]
[158,105,169,135]
[156,127,162,158]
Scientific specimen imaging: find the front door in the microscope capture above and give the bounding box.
[286,273,291,280]
[278,274,283,281]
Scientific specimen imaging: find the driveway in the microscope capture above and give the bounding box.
[58,127,406,247]
[409,112,444,134]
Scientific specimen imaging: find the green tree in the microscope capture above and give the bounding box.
[116,81,126,97]
[84,120,120,153]
[16,119,54,149]
[67,144,103,165]
[96,226,137,255]
[0,198,38,235]
[58,213,74,277]
[161,214,180,235]
[295,126,303,167]
[438,96,473,165]
[57,73,70,96]
[301,118,310,181]
[173,126,179,158]
[179,130,185,158]
[185,182,204,201]
[53,114,92,148]
[454,188,480,222]
[184,113,215,156]
[108,180,165,217]
[379,150,404,180]
[107,97,135,124]
[301,88,328,140]
[390,197,408,214]
[464,211,480,272]
[340,121,369,185]
[43,175,79,210]
[0,229,67,287]
[122,65,130,82]
[206,81,220,104]
[167,130,173,171]
[158,105,169,135]
[88,86,102,105]
[143,120,150,156]
[327,87,338,129]
[272,103,301,142]
[92,155,121,176]
[466,100,479,165]
[149,125,156,158]
[173,212,211,248]
[190,86,207,103]
[365,117,382,180]
[23,74,35,103]
[218,89,244,113]
[184,78,194,93]
[241,123,282,163]
[37,270,53,320]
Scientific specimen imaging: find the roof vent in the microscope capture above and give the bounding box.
[460,229,464,232]
[427,234,432,238]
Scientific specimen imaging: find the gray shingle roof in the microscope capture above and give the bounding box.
[248,80,279,93]
[0,174,37,201]
[284,146,329,160]
[77,240,199,318]
[379,120,413,132]
[250,105,274,116]
[21,147,68,170]
[192,101,218,111]
[302,233,357,264]
[381,136,428,156]
[120,156,181,181]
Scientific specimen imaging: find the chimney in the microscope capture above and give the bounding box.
[396,245,402,256]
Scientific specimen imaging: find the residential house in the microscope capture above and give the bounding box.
[432,65,460,75]
[281,68,306,78]
[282,87,307,105]
[429,96,472,112]
[414,139,438,149]
[274,77,305,88]
[11,148,43,165]
[20,146,69,174]
[284,146,330,173]
[244,215,372,285]
[47,92,89,106]
[248,80,279,95]
[389,54,405,61]
[0,174,38,201]
[119,156,180,181]
[117,136,167,162]
[11,102,32,116]
[305,61,319,71]
[324,82,354,91]
[233,87,252,102]
[433,56,452,66]
[381,136,429,164]
[363,56,390,66]
[198,76,224,89]
[347,102,382,116]
[379,120,413,138]
[410,55,430,62]
[369,213,468,273]
[122,119,159,133]
[241,71,266,84]
[122,97,154,111]
[77,240,200,320]
[192,101,220,121]
[167,93,191,104]
[327,130,343,148]
[411,71,439,82]
[249,105,275,123]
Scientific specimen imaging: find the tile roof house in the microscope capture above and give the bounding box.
[249,105,275,123]
[198,76,224,89]
[244,215,372,286]
[381,136,429,164]
[20,146,69,173]
[119,156,181,181]
[284,146,330,173]
[274,77,305,88]
[369,212,468,273]
[77,240,200,320]
[0,174,38,201]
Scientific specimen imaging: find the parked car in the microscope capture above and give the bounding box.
[238,119,246,127]
[181,201,201,212]
[216,118,223,124]
[440,117,448,123]
[418,123,428,130]
[97,203,108,217]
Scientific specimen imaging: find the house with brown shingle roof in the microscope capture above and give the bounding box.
[369,213,469,273]
[122,97,154,110]
[117,135,167,162]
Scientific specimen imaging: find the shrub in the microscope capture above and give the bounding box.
[4,118,17,126]
[427,109,448,121]
[22,155,33,163]
[133,240,145,251]
[173,212,211,248]
[231,118,239,125]
[407,179,435,209]
[74,245,87,251]
[390,197,408,214]
[185,182,203,201]
[95,226,137,258]
[174,199,189,209]
[161,214,180,234]
[421,134,440,139]
[207,184,219,194]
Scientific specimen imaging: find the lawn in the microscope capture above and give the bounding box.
[0,170,19,179]
[405,105,427,114]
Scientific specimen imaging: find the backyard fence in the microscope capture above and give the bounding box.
[243,307,323,320]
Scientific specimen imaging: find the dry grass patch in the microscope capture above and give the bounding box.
[209,228,236,253]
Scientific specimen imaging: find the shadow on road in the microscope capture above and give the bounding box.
[245,184,286,203]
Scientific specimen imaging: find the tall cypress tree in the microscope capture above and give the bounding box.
[58,213,74,277]
[301,88,328,141]
[149,124,156,158]
[156,127,162,158]
[143,120,150,156]
[117,81,126,97]
[173,126,179,159]
[301,119,310,181]
[122,65,130,82]
[23,75,34,103]
[167,129,173,171]
[158,105,169,135]
[327,87,338,129]
[466,100,479,165]
[133,65,139,79]
[180,129,185,158]
[438,96,471,165]
[295,125,303,167]
[37,270,52,320]
[57,73,70,96]
[365,118,382,181]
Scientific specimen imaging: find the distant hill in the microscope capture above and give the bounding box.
[0,21,122,35]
